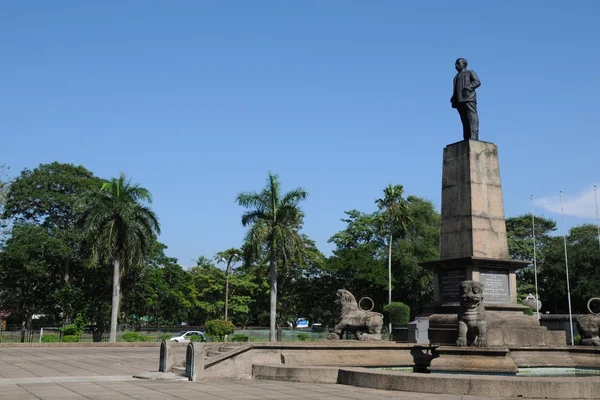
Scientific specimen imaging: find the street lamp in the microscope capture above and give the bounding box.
[217,256,232,321]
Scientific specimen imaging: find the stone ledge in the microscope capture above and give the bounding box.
[421,256,529,270]
[252,363,600,399]
[337,367,600,399]
[430,347,518,374]
[253,364,339,383]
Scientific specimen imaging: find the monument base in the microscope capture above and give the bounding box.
[428,306,567,347]
[429,346,518,375]
[421,257,529,306]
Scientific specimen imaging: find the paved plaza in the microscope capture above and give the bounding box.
[0,346,549,399]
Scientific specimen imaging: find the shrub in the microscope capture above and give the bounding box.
[205,320,235,342]
[159,334,172,341]
[518,300,534,316]
[0,336,3,343]
[231,334,249,342]
[122,332,148,342]
[62,335,79,343]
[297,332,309,341]
[41,334,58,343]
[249,337,259,342]
[383,302,411,327]
[574,335,582,345]
[61,324,82,336]
[189,334,204,342]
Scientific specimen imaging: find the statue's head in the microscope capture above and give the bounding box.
[455,58,468,72]
[459,280,484,307]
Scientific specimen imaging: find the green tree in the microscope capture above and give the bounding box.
[189,257,256,325]
[391,196,439,315]
[542,224,600,314]
[506,214,557,301]
[78,173,160,342]
[375,184,410,334]
[3,162,103,230]
[326,196,439,318]
[121,242,193,328]
[236,171,307,342]
[1,163,105,322]
[0,164,11,242]
[326,210,388,310]
[276,235,326,327]
[215,248,243,321]
[0,224,71,341]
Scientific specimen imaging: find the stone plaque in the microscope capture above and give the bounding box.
[480,268,510,303]
[439,268,467,303]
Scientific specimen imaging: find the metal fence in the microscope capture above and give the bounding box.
[0,326,331,343]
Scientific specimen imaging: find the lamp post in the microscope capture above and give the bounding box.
[217,256,232,321]
[216,249,242,322]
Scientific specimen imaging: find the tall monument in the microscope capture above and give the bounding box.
[420,60,565,347]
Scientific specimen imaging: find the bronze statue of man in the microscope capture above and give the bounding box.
[451,58,481,140]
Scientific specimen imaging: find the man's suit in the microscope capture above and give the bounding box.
[451,69,481,140]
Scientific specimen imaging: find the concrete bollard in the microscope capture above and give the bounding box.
[185,342,205,381]
[159,340,177,372]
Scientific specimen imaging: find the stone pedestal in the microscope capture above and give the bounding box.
[422,257,526,308]
[429,347,518,375]
[440,140,509,260]
[421,140,565,347]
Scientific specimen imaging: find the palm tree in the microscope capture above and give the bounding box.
[375,184,411,335]
[236,171,307,342]
[79,173,160,342]
[215,248,242,321]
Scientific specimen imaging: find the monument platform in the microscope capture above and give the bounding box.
[421,140,565,347]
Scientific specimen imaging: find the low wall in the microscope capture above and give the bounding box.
[246,343,600,399]
[205,342,419,379]
[337,368,600,399]
[509,346,600,368]
[541,314,583,343]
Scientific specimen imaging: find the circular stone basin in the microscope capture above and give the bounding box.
[372,367,600,377]
[517,367,600,377]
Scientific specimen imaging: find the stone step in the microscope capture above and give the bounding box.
[218,346,238,352]
[134,371,188,381]
[206,351,223,357]
[172,366,186,376]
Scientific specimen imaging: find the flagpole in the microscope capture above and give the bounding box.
[595,186,600,254]
[531,195,540,320]
[560,191,575,345]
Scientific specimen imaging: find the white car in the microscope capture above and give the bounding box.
[169,331,207,343]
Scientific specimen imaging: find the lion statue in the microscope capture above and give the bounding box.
[576,315,600,346]
[328,289,383,341]
[456,280,487,347]
[576,298,600,346]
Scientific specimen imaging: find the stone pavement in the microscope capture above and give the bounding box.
[0,346,548,399]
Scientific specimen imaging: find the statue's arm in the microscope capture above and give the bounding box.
[466,71,481,90]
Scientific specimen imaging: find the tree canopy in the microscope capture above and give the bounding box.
[1,161,599,343]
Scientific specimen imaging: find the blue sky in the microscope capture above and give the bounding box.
[2,1,599,267]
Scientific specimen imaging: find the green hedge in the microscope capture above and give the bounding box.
[41,334,58,343]
[60,324,82,336]
[189,334,204,342]
[62,335,79,343]
[230,334,249,342]
[122,332,148,342]
[383,302,411,327]
[297,332,309,341]
[206,320,235,341]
